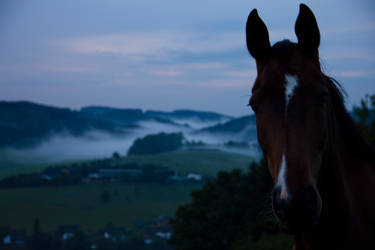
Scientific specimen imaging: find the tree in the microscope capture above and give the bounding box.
[169,159,279,250]
[112,151,121,159]
[128,132,184,155]
[28,218,62,250]
[353,94,375,145]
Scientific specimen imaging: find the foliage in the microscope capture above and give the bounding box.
[0,101,121,148]
[27,218,62,250]
[353,94,375,145]
[128,132,184,155]
[112,151,121,159]
[169,159,285,250]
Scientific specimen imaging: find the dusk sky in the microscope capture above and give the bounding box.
[0,0,374,116]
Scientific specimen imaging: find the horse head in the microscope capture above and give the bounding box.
[246,4,331,233]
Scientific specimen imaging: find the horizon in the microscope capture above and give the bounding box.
[0,0,374,116]
[0,99,237,117]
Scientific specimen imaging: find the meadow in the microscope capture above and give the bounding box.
[0,149,254,233]
[0,182,202,233]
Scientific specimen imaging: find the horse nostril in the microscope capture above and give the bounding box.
[297,185,318,207]
[272,187,288,221]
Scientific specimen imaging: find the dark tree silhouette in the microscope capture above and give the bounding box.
[169,159,279,250]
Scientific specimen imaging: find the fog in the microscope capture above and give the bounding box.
[172,117,231,130]
[3,119,260,165]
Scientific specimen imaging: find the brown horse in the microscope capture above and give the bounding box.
[246,4,375,250]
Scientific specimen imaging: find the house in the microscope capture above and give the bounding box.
[156,215,170,228]
[187,173,203,181]
[41,168,63,180]
[87,173,100,180]
[155,230,171,240]
[143,233,154,245]
[57,225,80,240]
[2,229,27,245]
[170,172,188,181]
[103,225,127,241]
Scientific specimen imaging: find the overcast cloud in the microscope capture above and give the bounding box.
[0,0,374,116]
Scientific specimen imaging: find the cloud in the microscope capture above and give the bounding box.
[339,71,366,78]
[42,65,94,73]
[57,31,244,61]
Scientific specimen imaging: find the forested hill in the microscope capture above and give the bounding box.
[145,109,233,121]
[197,115,258,141]
[0,101,122,148]
[0,101,233,148]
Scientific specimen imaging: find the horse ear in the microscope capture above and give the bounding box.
[246,9,271,65]
[295,4,320,59]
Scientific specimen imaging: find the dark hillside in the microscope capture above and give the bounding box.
[0,101,121,148]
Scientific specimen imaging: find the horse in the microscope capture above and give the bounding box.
[245,4,375,250]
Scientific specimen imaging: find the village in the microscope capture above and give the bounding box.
[1,214,173,249]
[0,158,204,189]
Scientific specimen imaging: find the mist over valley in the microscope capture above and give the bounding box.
[0,101,260,166]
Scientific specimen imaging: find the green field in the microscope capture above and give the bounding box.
[0,149,255,233]
[0,152,48,179]
[0,149,254,179]
[0,182,202,233]
[116,149,254,177]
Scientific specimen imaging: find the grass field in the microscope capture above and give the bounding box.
[0,152,48,179]
[0,149,254,179]
[0,182,202,233]
[0,149,255,233]
[116,149,254,177]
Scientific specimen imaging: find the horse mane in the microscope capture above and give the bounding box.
[322,75,375,166]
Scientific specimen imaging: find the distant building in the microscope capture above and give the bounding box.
[170,172,188,181]
[58,225,80,240]
[41,168,63,180]
[187,173,203,181]
[103,225,127,241]
[155,230,172,239]
[143,233,154,245]
[2,229,27,245]
[156,215,170,228]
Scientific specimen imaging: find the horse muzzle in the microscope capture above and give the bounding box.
[272,184,322,234]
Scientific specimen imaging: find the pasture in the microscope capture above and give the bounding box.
[0,182,202,233]
[0,149,254,179]
[0,149,254,233]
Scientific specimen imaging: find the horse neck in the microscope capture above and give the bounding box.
[305,108,375,249]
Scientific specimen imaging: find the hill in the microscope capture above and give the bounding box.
[0,101,233,149]
[197,115,258,141]
[81,106,180,126]
[0,101,122,148]
[145,109,232,121]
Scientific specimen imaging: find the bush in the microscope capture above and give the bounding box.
[169,159,286,250]
[353,94,375,145]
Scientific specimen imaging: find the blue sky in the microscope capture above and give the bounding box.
[0,0,374,116]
